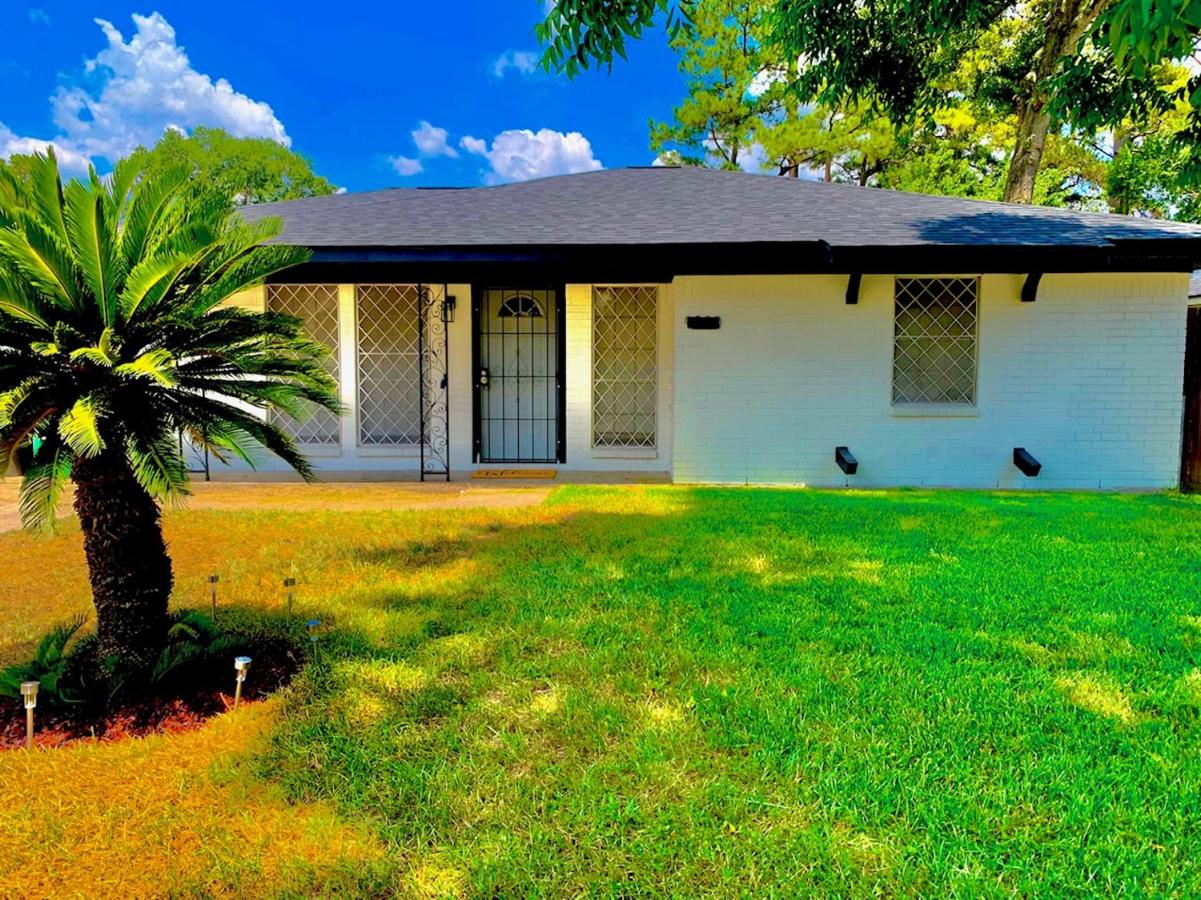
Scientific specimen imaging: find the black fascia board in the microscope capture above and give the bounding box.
[267,238,1201,284]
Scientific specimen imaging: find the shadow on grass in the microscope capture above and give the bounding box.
[11,485,1201,894]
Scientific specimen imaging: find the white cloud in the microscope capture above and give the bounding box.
[747,67,787,98]
[736,142,768,173]
[0,12,291,173]
[388,155,423,176]
[0,123,91,174]
[51,13,289,162]
[28,8,51,26]
[411,120,457,158]
[492,49,539,78]
[460,136,488,156]
[460,128,602,184]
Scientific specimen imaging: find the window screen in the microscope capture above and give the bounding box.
[356,284,422,446]
[592,286,658,447]
[892,277,978,405]
[267,284,341,445]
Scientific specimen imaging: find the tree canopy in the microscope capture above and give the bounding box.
[124,127,335,205]
[541,0,1201,209]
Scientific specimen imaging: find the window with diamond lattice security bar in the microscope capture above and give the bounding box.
[593,286,658,447]
[892,277,978,406]
[267,285,341,445]
[357,285,422,446]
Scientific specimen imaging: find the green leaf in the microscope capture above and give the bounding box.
[57,394,107,458]
[124,430,190,503]
[63,179,117,325]
[118,251,192,321]
[114,348,177,387]
[18,435,72,533]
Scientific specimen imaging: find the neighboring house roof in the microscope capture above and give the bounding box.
[243,166,1201,279]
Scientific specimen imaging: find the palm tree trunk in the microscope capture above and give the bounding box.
[72,451,173,674]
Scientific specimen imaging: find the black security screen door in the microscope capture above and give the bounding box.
[473,286,566,463]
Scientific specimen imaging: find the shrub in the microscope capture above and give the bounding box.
[0,616,88,707]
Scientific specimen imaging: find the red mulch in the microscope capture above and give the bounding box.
[0,638,303,750]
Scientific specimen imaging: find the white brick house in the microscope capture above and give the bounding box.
[221,167,1201,490]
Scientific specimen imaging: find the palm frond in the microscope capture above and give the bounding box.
[0,213,82,313]
[117,166,188,268]
[181,243,310,318]
[57,394,106,458]
[123,429,190,504]
[117,250,192,321]
[63,179,119,325]
[0,268,55,329]
[25,151,68,241]
[18,435,72,533]
[114,348,177,386]
[0,379,37,428]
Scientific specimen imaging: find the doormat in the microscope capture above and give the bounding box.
[472,469,558,480]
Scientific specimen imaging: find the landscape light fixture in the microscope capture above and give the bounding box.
[307,619,321,656]
[233,656,252,710]
[284,577,296,616]
[20,681,38,750]
[208,574,220,618]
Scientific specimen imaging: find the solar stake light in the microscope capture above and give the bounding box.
[284,577,296,616]
[307,619,321,656]
[233,656,252,710]
[20,681,38,750]
[208,574,220,618]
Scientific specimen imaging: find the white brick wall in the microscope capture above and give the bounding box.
[218,272,1190,489]
[671,272,1190,489]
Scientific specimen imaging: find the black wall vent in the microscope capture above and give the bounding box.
[686,315,721,330]
[835,446,858,475]
[1013,448,1042,476]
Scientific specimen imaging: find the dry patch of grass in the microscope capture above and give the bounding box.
[1055,672,1144,724]
[0,701,388,896]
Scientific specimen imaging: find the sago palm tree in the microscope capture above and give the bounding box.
[0,151,338,674]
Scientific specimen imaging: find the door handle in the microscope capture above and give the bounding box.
[478,367,490,389]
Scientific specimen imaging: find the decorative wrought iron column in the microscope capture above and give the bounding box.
[417,284,451,480]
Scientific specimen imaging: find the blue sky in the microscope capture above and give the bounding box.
[0,3,685,191]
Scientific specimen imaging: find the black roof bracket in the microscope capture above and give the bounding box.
[845,272,862,305]
[1021,272,1043,303]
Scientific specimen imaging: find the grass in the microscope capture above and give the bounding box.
[2,484,1201,895]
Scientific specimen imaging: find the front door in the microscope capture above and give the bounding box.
[473,286,565,463]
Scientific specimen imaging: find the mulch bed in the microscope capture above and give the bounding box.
[0,638,303,750]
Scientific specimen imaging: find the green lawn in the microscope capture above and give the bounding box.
[3,485,1201,895]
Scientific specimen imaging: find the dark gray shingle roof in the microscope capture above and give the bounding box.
[243,166,1201,252]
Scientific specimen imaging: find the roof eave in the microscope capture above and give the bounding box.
[265,238,1201,284]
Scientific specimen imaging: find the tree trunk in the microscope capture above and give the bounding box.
[1003,98,1053,203]
[72,451,173,675]
[1000,0,1104,203]
[1107,127,1131,214]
